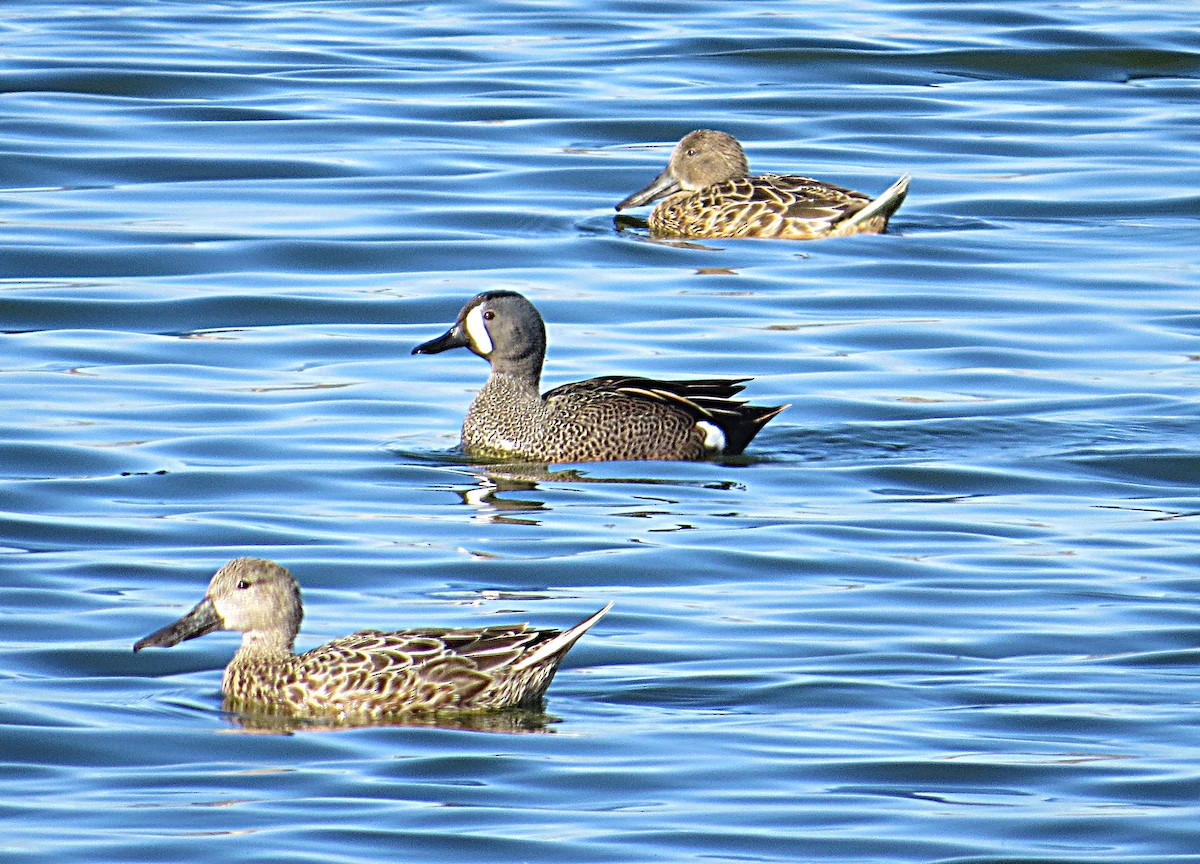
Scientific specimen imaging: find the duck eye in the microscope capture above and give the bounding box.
[483,310,495,320]
[236,580,251,590]
[686,148,697,157]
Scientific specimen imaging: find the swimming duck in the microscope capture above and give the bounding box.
[615,129,909,239]
[135,557,610,718]
[412,290,787,462]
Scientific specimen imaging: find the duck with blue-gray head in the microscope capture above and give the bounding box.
[412,290,788,463]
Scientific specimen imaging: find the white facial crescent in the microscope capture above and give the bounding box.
[464,304,493,355]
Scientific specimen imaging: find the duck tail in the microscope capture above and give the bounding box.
[720,402,790,456]
[513,602,613,671]
[842,173,910,231]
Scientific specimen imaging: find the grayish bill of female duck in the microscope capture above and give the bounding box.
[615,129,910,240]
[134,557,611,719]
[412,290,788,463]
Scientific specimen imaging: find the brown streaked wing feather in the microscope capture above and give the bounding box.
[434,624,554,672]
[655,174,875,239]
[582,376,754,422]
[292,627,545,711]
[550,375,765,436]
[417,655,494,702]
[561,375,748,400]
[613,386,718,419]
[752,175,868,204]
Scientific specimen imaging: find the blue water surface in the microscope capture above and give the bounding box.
[2,1,1200,862]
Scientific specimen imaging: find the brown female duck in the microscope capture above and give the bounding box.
[135,557,610,719]
[616,129,909,240]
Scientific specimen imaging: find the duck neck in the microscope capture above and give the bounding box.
[233,629,296,666]
[473,367,546,425]
[488,362,542,395]
[487,335,545,389]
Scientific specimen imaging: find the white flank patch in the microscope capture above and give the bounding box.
[697,420,726,452]
[464,303,493,355]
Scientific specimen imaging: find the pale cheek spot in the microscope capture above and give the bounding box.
[464,304,493,355]
[697,421,726,452]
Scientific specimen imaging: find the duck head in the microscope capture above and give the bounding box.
[134,558,303,653]
[412,290,547,378]
[616,129,750,210]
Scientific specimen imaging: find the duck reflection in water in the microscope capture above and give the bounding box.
[228,706,558,735]
[457,470,549,525]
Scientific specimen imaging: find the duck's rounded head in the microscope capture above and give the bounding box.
[412,290,547,373]
[134,558,303,652]
[616,129,750,210]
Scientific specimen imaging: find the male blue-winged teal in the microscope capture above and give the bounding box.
[615,129,910,240]
[412,290,788,462]
[135,557,610,718]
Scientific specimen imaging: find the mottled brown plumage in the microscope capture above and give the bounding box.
[412,291,787,462]
[616,129,909,240]
[134,557,610,719]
